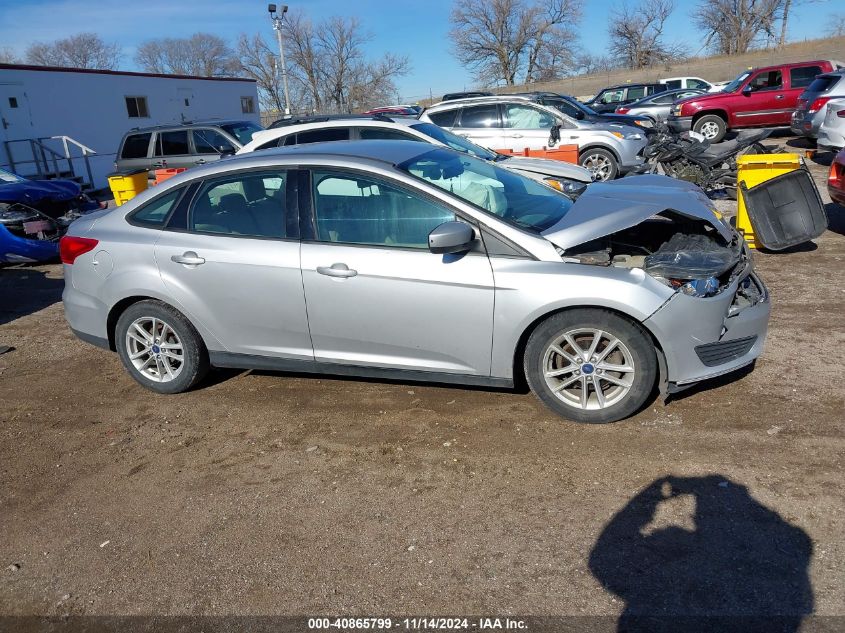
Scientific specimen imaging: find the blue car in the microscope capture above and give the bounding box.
[0,168,100,264]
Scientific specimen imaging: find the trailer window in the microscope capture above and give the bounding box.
[125,96,149,118]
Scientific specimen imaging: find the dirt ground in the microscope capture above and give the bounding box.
[1,138,843,629]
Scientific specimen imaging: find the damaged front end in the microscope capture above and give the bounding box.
[0,201,84,263]
[543,175,770,392]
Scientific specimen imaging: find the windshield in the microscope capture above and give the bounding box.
[398,148,573,232]
[722,71,752,93]
[220,121,264,145]
[568,98,597,116]
[409,122,498,161]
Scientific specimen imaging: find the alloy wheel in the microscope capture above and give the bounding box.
[124,316,184,383]
[698,121,720,139]
[541,328,635,410]
[581,153,613,180]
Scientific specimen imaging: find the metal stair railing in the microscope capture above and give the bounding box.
[2,135,96,187]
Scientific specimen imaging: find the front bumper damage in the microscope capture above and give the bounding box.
[644,260,770,393]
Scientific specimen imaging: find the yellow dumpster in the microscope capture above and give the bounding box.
[736,153,802,248]
[108,169,149,206]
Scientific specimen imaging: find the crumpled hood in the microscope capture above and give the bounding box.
[541,174,731,251]
[0,178,81,204]
[502,155,593,182]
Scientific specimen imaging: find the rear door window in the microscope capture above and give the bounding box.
[627,86,646,100]
[457,105,500,128]
[503,104,556,129]
[664,80,682,90]
[790,66,823,89]
[293,128,350,144]
[121,133,152,159]
[689,79,710,89]
[157,131,190,156]
[189,172,287,238]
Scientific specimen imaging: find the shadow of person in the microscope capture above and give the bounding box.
[589,475,813,633]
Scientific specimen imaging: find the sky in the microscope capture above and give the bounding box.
[0,0,840,102]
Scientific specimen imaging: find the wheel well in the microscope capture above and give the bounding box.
[511,305,664,389]
[578,144,619,162]
[106,296,155,351]
[692,110,728,127]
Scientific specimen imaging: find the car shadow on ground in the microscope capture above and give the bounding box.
[589,475,814,633]
[0,265,64,326]
[824,202,845,236]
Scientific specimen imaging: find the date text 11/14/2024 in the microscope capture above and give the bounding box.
[308,617,528,630]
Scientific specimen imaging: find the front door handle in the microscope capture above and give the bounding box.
[775,94,784,100]
[195,158,206,164]
[317,263,358,278]
[171,251,205,266]
[509,133,523,138]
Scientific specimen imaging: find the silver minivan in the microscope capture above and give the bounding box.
[115,120,264,175]
[62,141,770,424]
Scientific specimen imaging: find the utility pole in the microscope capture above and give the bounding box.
[269,4,292,116]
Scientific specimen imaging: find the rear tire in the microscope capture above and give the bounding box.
[524,309,657,424]
[115,300,209,394]
[693,114,727,143]
[579,148,619,181]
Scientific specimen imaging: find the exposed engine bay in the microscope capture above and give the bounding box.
[559,210,745,297]
[0,201,85,242]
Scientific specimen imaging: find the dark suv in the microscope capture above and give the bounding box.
[585,83,669,113]
[115,120,263,175]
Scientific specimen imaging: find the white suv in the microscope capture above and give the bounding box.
[419,96,647,180]
[238,115,594,194]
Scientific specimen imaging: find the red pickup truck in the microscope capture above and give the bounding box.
[667,60,842,142]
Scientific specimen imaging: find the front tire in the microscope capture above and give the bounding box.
[693,114,727,143]
[579,148,619,181]
[524,309,657,423]
[115,300,209,394]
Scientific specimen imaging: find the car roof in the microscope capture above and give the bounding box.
[427,94,535,110]
[749,59,837,73]
[599,83,662,90]
[245,117,424,148]
[125,119,253,133]
[231,139,438,167]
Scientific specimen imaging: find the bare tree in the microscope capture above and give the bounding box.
[270,11,409,113]
[25,33,121,69]
[609,0,687,69]
[825,12,845,37]
[449,0,581,86]
[135,33,237,77]
[0,47,19,64]
[572,53,622,75]
[235,34,286,112]
[694,0,783,55]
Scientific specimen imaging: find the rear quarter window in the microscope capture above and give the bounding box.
[121,133,152,159]
[427,110,458,127]
[128,188,183,227]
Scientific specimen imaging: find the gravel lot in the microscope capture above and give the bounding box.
[1,139,843,628]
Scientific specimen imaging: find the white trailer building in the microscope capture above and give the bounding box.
[0,63,260,189]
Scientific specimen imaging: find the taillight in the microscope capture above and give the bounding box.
[808,97,831,113]
[838,109,845,118]
[59,236,98,264]
[830,162,843,189]
[616,107,630,114]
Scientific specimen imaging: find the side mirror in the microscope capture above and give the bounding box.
[575,110,585,120]
[219,145,236,156]
[742,84,753,95]
[549,124,562,146]
[428,221,475,254]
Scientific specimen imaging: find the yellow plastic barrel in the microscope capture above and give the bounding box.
[736,153,802,248]
[108,169,149,206]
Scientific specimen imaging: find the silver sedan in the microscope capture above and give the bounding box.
[616,89,707,121]
[61,141,770,423]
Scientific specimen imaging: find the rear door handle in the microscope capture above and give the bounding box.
[317,263,357,278]
[171,251,205,266]
[195,158,206,164]
[775,95,784,100]
[509,134,523,138]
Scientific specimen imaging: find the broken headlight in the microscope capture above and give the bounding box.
[677,276,719,297]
